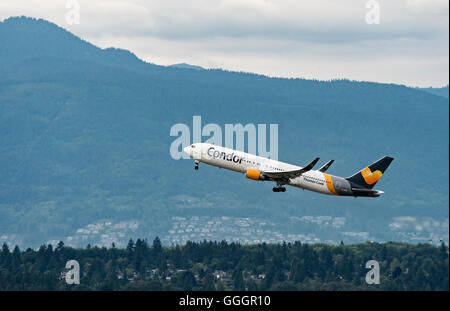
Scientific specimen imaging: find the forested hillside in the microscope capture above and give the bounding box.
[0,17,448,247]
[0,240,447,290]
[417,86,449,98]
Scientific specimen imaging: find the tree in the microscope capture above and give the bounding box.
[0,243,11,266]
[392,266,402,279]
[232,268,245,290]
[173,271,196,290]
[11,245,22,270]
[56,241,65,252]
[439,242,448,260]
[126,239,135,260]
[202,272,216,291]
[290,259,307,283]
[152,237,162,256]
[134,239,149,273]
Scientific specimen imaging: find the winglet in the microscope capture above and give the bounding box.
[318,160,334,172]
[302,157,320,172]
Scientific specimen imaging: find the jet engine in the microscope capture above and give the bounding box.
[246,169,265,181]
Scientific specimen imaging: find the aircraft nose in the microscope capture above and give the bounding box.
[183,146,190,155]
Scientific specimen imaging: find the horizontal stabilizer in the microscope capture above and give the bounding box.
[351,188,384,197]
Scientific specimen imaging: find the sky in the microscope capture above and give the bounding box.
[0,0,448,87]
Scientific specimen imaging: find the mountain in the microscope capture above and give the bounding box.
[416,86,449,98]
[169,63,205,71]
[0,17,448,248]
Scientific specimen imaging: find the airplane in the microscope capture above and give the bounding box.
[183,143,393,197]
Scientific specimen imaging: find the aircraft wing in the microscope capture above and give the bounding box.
[262,157,320,180]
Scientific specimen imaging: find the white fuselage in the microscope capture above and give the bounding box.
[184,143,338,195]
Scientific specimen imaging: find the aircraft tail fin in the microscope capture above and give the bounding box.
[346,156,394,189]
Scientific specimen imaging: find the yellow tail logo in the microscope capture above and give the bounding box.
[361,167,382,185]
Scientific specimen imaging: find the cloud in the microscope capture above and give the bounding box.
[85,0,447,43]
[0,0,448,86]
[406,0,449,15]
[2,0,447,41]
